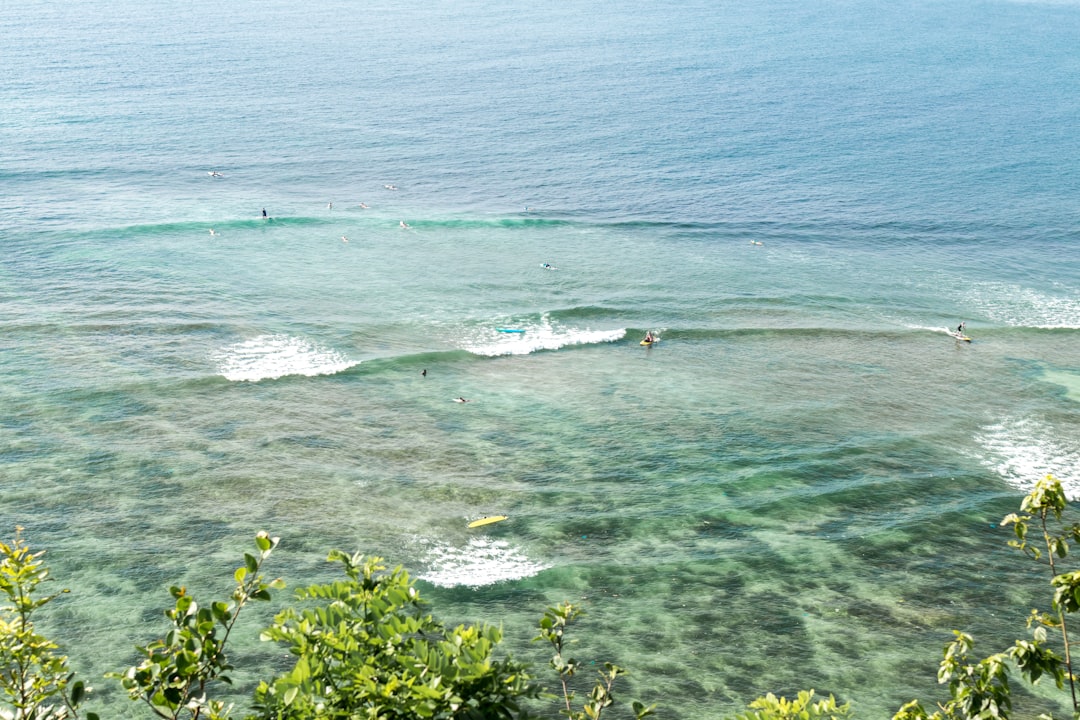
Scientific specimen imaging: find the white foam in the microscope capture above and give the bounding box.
[418,536,550,588]
[463,318,626,357]
[974,416,1080,499]
[215,334,358,382]
[959,283,1080,329]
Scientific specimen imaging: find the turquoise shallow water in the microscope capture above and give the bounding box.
[3,0,1080,717]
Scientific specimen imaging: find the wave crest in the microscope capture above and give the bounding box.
[463,318,626,357]
[214,334,358,382]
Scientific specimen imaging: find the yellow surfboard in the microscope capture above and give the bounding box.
[468,515,508,528]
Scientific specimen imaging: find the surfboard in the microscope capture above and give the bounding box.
[640,338,658,346]
[948,332,972,342]
[468,515,508,528]
[496,328,526,333]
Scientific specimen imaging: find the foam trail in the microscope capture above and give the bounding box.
[974,416,1080,499]
[418,536,550,588]
[906,323,966,336]
[215,334,358,382]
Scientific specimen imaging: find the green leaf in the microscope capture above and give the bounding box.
[256,533,273,552]
[71,679,85,705]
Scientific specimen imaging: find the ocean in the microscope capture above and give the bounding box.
[2,0,1080,717]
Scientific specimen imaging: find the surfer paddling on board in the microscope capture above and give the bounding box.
[454,397,470,403]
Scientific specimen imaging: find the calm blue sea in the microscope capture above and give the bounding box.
[2,0,1080,717]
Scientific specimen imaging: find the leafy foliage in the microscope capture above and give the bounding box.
[248,549,541,719]
[0,528,96,720]
[534,601,654,720]
[109,532,282,720]
[895,474,1080,720]
[729,690,852,720]
[893,632,1016,720]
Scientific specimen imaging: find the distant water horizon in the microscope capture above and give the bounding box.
[2,0,1079,717]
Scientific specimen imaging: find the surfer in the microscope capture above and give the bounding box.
[209,228,216,236]
[455,397,470,403]
[262,208,267,218]
[422,369,427,377]
[385,184,398,190]
[359,202,369,209]
[208,171,223,177]
[341,236,348,243]
[328,202,333,210]
[400,220,410,229]
[956,322,966,335]
[643,331,654,344]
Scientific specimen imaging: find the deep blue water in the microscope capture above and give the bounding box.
[2,0,1080,717]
